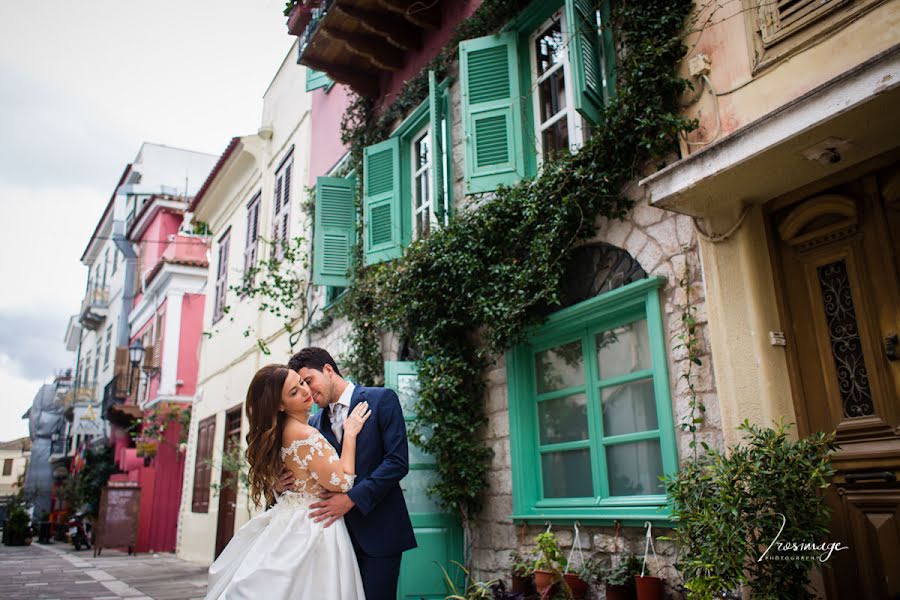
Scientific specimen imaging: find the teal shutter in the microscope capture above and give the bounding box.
[306,69,332,92]
[428,71,446,221]
[313,176,355,287]
[567,0,615,124]
[363,137,402,265]
[459,33,524,195]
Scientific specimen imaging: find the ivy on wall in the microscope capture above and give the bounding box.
[332,0,698,523]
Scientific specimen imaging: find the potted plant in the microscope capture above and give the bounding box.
[3,506,32,547]
[597,555,641,600]
[509,550,535,594]
[634,571,663,600]
[533,532,567,594]
[563,556,600,600]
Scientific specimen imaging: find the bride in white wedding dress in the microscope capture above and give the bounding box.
[205,364,370,600]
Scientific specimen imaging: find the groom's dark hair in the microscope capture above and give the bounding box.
[288,347,342,377]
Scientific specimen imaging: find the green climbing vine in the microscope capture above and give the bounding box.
[674,260,706,458]
[333,0,698,523]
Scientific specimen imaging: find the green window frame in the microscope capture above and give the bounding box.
[362,73,452,265]
[458,0,615,189]
[506,277,678,525]
[312,175,356,287]
[305,69,333,92]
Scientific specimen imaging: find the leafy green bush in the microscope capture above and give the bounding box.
[664,420,837,599]
[4,505,32,546]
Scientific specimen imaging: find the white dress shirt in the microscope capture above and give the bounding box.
[330,382,355,443]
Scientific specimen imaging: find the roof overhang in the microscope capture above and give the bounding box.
[81,164,132,264]
[640,44,900,216]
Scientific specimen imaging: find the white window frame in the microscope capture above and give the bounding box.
[272,153,294,261]
[530,9,586,165]
[410,125,440,240]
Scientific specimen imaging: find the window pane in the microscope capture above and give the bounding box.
[539,67,567,123]
[396,374,420,415]
[600,378,658,436]
[541,448,593,498]
[538,393,588,445]
[606,440,664,496]
[596,319,651,379]
[416,134,430,170]
[535,340,584,393]
[541,117,569,160]
[401,469,441,513]
[534,19,564,75]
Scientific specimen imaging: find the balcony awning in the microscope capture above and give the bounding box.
[107,402,143,429]
[291,0,443,97]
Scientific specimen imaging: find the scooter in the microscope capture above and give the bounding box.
[68,513,91,551]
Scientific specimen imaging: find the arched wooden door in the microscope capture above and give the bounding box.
[771,161,900,600]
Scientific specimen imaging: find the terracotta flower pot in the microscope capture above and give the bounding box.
[511,573,533,593]
[604,584,634,600]
[563,573,588,599]
[634,575,663,600]
[533,569,555,593]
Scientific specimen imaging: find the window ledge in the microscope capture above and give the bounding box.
[510,508,675,528]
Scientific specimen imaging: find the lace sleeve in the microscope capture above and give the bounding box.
[282,433,355,493]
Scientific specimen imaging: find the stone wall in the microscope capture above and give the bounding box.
[307,62,726,598]
[467,194,723,597]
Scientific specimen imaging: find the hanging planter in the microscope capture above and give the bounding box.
[562,521,589,600]
[135,440,158,458]
[635,522,664,600]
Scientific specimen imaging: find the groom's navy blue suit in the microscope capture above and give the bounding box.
[309,385,417,600]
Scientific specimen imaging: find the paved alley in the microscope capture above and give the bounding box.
[0,542,208,600]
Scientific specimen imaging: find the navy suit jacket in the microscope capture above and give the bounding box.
[309,385,417,557]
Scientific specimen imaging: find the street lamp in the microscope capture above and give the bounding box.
[127,339,144,396]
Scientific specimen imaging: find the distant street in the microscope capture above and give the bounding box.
[0,542,208,599]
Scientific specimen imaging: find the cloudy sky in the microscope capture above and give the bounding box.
[0,0,294,441]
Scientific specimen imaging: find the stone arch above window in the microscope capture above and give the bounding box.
[557,241,647,310]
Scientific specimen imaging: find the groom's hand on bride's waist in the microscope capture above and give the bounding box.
[309,492,355,528]
[273,468,295,495]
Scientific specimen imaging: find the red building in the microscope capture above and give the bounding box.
[107,194,210,553]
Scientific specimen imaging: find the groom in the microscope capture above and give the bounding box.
[287,347,416,600]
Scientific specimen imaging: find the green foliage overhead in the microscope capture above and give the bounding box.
[335,0,697,521]
[664,420,837,599]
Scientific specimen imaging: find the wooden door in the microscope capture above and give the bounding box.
[771,162,900,600]
[214,406,242,559]
[385,362,464,600]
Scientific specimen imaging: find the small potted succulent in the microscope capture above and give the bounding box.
[533,532,567,594]
[509,550,535,594]
[598,555,642,600]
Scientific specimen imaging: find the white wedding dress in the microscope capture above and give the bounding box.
[205,432,366,599]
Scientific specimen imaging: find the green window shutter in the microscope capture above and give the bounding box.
[428,70,445,221]
[459,32,524,195]
[313,176,355,287]
[306,69,332,92]
[566,0,615,125]
[363,137,402,265]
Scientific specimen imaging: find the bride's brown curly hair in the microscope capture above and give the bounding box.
[244,364,290,508]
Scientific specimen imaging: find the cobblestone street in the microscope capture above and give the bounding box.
[0,542,208,600]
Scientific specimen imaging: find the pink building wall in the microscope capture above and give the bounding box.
[130,299,166,404]
[139,210,182,281]
[176,293,204,397]
[308,83,354,185]
[378,0,481,108]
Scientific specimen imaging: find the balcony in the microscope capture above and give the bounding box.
[79,286,110,330]
[142,234,209,286]
[289,0,443,97]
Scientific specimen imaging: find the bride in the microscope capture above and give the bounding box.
[205,364,370,599]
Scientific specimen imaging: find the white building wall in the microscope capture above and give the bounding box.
[177,40,313,565]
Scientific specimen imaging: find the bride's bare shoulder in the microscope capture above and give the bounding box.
[281,419,321,447]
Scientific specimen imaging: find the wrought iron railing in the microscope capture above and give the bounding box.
[297,0,334,58]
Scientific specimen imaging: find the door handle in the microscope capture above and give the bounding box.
[885,334,898,361]
[844,471,897,483]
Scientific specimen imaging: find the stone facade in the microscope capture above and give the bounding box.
[307,69,725,594]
